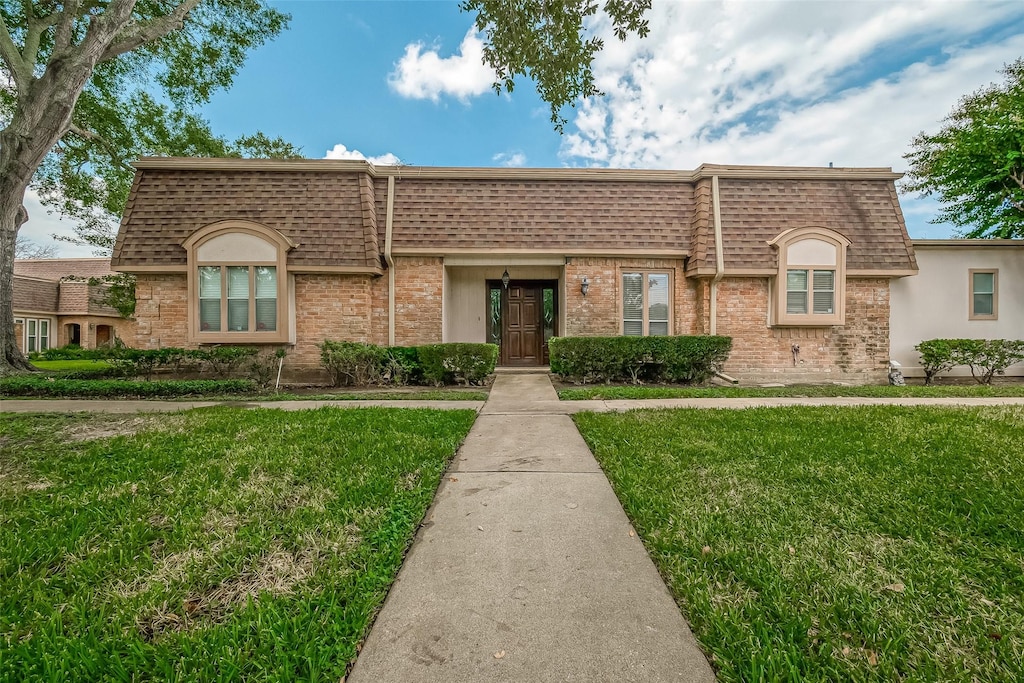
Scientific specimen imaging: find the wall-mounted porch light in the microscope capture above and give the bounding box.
[501,269,510,289]
[581,276,590,296]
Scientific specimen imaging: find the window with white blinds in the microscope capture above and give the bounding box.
[623,271,671,336]
[197,265,277,334]
[786,269,835,317]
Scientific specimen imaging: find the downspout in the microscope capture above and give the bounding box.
[709,175,737,385]
[385,175,396,346]
[709,175,725,335]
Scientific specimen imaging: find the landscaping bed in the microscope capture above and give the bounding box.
[573,406,1024,681]
[0,407,477,680]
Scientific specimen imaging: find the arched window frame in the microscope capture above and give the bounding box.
[769,226,850,327]
[182,220,295,343]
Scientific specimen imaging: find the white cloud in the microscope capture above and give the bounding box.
[323,143,402,166]
[388,28,495,102]
[17,188,97,258]
[493,151,527,167]
[558,1,1024,235]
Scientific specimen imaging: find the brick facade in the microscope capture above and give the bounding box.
[393,257,443,345]
[716,277,890,382]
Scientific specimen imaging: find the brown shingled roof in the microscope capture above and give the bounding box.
[14,258,114,280]
[112,169,382,271]
[13,275,59,313]
[712,178,916,272]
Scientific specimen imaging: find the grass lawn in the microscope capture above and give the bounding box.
[559,383,1024,400]
[1,407,476,681]
[574,406,1024,682]
[29,359,112,372]
[257,389,488,402]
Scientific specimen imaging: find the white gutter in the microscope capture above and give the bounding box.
[385,175,396,346]
[709,175,725,335]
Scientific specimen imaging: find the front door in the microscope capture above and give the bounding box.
[502,283,542,366]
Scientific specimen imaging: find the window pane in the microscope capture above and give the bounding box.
[812,291,834,315]
[488,287,502,346]
[623,273,643,334]
[623,320,644,336]
[812,270,834,291]
[27,319,36,352]
[228,300,249,331]
[200,299,221,331]
[973,272,994,295]
[648,274,669,326]
[974,293,994,316]
[542,287,555,342]
[255,266,277,297]
[649,321,669,336]
[786,269,808,291]
[255,298,277,331]
[227,266,249,297]
[39,321,49,351]
[199,266,221,297]
[786,291,807,315]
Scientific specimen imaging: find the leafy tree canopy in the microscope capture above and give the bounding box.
[903,59,1024,239]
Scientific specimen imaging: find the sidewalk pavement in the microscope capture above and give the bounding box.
[346,373,716,682]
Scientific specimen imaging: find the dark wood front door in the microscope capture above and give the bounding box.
[502,284,543,366]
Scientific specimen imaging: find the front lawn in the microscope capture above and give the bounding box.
[559,383,1024,400]
[574,406,1024,682]
[1,407,476,681]
[30,359,113,373]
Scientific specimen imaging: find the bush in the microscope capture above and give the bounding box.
[106,346,263,381]
[916,338,1024,384]
[0,376,256,398]
[416,344,499,386]
[36,345,114,361]
[247,349,288,389]
[319,341,391,386]
[549,336,733,385]
[915,339,958,385]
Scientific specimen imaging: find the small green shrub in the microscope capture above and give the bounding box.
[0,376,255,398]
[916,338,1024,385]
[319,341,391,386]
[247,348,288,389]
[549,336,733,384]
[915,339,958,385]
[416,343,498,386]
[37,345,114,361]
[384,346,421,385]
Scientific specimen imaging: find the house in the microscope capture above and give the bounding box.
[13,258,130,353]
[111,158,919,382]
[890,239,1024,377]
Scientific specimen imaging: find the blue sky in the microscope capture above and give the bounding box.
[21,0,1024,255]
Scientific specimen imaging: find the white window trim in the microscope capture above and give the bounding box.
[968,269,998,320]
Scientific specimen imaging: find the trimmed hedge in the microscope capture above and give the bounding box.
[915,338,1024,385]
[549,335,733,384]
[0,377,256,398]
[319,341,497,387]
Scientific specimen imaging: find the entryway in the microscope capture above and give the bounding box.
[487,280,557,367]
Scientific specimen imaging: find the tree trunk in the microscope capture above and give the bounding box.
[0,187,33,373]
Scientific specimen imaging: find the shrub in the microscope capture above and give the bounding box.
[915,339,958,385]
[549,336,733,384]
[951,339,1024,384]
[319,341,391,386]
[0,376,255,398]
[247,349,288,389]
[37,345,114,361]
[416,343,498,386]
[384,346,421,386]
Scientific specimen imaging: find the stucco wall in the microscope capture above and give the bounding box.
[890,245,1024,376]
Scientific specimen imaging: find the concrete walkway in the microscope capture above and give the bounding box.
[347,373,715,682]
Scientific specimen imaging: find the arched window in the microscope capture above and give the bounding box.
[768,227,850,326]
[182,221,295,343]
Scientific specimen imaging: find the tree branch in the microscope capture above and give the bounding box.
[52,0,83,58]
[21,3,63,70]
[0,14,31,94]
[100,0,202,62]
[66,123,134,173]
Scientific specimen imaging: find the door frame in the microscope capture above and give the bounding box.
[486,279,559,366]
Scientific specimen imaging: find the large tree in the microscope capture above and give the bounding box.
[903,58,1024,239]
[0,0,651,373]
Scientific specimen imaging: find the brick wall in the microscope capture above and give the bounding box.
[291,273,375,368]
[563,257,695,336]
[393,257,443,345]
[56,316,134,349]
[131,274,190,349]
[715,277,890,382]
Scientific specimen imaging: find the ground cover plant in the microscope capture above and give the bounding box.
[558,383,1024,400]
[0,407,477,681]
[573,406,1024,681]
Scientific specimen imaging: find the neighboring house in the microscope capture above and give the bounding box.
[891,240,1024,377]
[13,258,129,353]
[111,158,919,383]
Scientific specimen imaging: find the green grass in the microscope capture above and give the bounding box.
[257,390,488,402]
[574,406,1024,682]
[1,407,476,681]
[29,359,112,372]
[559,383,1024,400]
